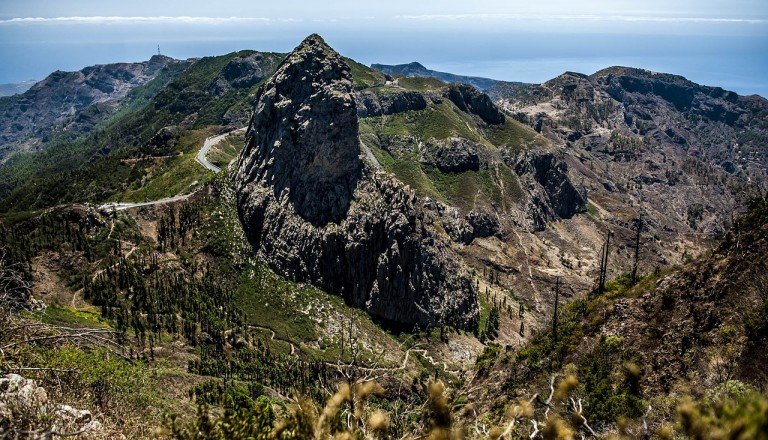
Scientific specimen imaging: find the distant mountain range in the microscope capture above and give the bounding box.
[371,61,502,91]
[0,80,36,97]
[370,61,536,101]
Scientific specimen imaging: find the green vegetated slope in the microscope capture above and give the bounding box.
[0,60,191,200]
[345,57,386,89]
[0,50,284,213]
[463,193,768,438]
[355,67,540,214]
[0,174,435,437]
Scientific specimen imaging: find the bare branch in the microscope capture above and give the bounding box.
[642,404,653,435]
[544,375,556,405]
[570,397,596,437]
[529,419,539,439]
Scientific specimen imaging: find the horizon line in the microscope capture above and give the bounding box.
[1,14,766,26]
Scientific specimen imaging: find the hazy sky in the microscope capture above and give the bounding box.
[1,1,767,95]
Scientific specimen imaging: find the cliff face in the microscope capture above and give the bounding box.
[233,35,479,330]
[355,90,428,117]
[234,36,361,226]
[445,83,505,125]
[509,150,587,229]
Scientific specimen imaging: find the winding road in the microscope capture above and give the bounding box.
[98,128,244,212]
[98,194,193,212]
[196,127,247,173]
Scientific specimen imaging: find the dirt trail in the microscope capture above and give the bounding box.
[249,325,296,356]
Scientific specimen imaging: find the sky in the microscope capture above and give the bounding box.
[1,0,767,96]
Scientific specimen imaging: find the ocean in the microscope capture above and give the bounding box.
[1,26,766,97]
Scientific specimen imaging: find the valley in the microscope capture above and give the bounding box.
[0,33,766,439]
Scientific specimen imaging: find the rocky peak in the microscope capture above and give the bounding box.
[234,35,478,329]
[235,34,361,225]
[148,54,175,69]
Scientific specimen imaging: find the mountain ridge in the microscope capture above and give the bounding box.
[371,61,504,91]
[0,55,185,162]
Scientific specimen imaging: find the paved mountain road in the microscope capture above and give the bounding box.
[195,127,247,173]
[98,193,193,212]
[98,128,244,212]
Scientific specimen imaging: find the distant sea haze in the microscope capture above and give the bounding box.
[1,31,766,98]
[365,33,768,98]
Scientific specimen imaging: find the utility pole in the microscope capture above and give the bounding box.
[631,213,643,283]
[552,277,560,344]
[598,229,613,294]
[157,45,161,56]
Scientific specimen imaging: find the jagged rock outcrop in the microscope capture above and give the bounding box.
[445,83,505,124]
[0,374,112,439]
[419,137,481,173]
[508,150,587,230]
[209,52,282,96]
[148,126,180,153]
[466,210,501,238]
[423,199,501,245]
[355,90,428,117]
[234,35,478,329]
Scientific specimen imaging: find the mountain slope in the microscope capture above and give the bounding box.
[498,66,768,236]
[0,56,182,162]
[464,193,768,435]
[0,51,284,211]
[234,35,479,329]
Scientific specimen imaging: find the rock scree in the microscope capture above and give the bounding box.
[233,34,479,330]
